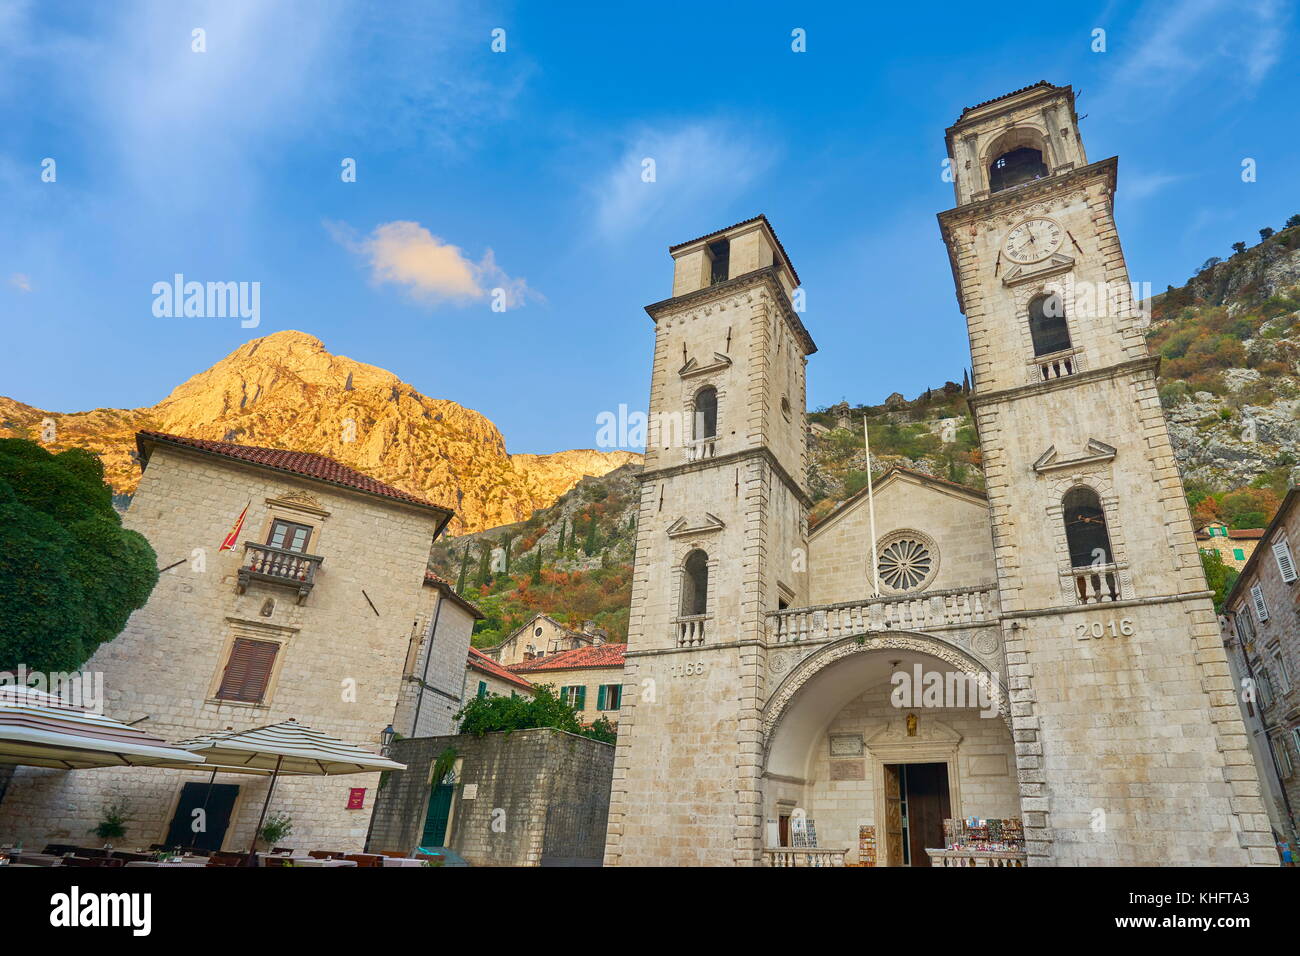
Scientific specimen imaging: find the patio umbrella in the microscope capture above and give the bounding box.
[0,685,205,770]
[174,719,405,864]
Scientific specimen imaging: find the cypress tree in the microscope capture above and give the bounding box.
[455,545,470,592]
[502,535,513,575]
[476,544,491,587]
[584,518,599,556]
[557,519,566,553]
[532,543,544,584]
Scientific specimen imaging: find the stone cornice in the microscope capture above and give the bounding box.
[638,445,812,508]
[967,356,1158,412]
[644,266,817,356]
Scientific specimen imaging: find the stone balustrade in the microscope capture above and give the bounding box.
[1072,563,1122,604]
[238,542,323,603]
[766,585,999,644]
[925,848,1027,867]
[675,614,709,647]
[762,847,847,867]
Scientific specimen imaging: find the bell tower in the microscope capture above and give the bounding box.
[604,215,814,866]
[938,82,1273,865]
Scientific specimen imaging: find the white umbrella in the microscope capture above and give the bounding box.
[175,719,405,864]
[0,685,204,770]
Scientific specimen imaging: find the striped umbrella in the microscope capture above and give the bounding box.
[175,719,405,864]
[0,684,203,770]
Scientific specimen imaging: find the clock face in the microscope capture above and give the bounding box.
[1004,218,1063,264]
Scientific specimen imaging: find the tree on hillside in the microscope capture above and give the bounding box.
[455,545,470,592]
[476,543,491,587]
[532,543,544,585]
[0,439,158,672]
[1231,242,1246,256]
[556,519,566,553]
[1199,257,1222,272]
[501,534,514,575]
[1286,214,1300,229]
[1259,227,1275,242]
[1199,549,1238,613]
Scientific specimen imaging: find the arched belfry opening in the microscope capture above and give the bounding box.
[1028,292,1071,356]
[681,549,709,616]
[989,146,1048,192]
[693,386,718,440]
[1062,486,1113,568]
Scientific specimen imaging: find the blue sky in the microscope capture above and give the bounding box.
[1,0,1296,453]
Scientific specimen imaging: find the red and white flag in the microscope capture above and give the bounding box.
[219,502,250,552]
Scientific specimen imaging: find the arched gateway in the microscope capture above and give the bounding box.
[759,631,1015,867]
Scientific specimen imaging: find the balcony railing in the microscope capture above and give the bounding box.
[1071,564,1122,604]
[686,437,717,461]
[762,847,847,867]
[925,849,1027,867]
[238,542,323,603]
[675,614,709,647]
[1031,347,1082,383]
[766,585,999,644]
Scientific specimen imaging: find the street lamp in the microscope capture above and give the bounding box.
[380,724,397,756]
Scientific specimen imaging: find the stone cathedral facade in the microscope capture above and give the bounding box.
[604,82,1276,867]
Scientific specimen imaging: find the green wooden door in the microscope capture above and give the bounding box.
[422,783,455,847]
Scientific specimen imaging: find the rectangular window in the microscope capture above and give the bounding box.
[215,638,279,704]
[707,239,730,285]
[1273,537,1297,583]
[1260,667,1275,708]
[1251,584,1270,623]
[597,684,622,711]
[1273,735,1294,778]
[268,519,312,553]
[1275,651,1292,695]
[1233,548,1246,561]
[559,685,586,710]
[477,680,487,699]
[1235,608,1255,643]
[1292,728,1300,766]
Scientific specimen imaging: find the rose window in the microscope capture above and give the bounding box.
[878,537,934,592]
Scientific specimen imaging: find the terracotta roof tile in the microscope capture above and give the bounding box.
[137,430,452,520]
[423,571,485,619]
[468,647,534,692]
[509,643,627,673]
[958,81,1062,119]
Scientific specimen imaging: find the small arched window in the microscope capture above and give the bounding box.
[1028,293,1071,357]
[693,386,718,440]
[1063,486,1113,569]
[681,549,709,616]
[989,146,1048,193]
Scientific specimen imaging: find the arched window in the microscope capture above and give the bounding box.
[1063,486,1113,569]
[989,146,1048,193]
[681,550,709,616]
[1028,293,1071,357]
[693,386,718,440]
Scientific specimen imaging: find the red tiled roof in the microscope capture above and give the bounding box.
[468,647,534,692]
[1196,528,1265,540]
[509,643,627,673]
[423,571,485,620]
[137,431,453,523]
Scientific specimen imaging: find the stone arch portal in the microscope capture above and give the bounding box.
[762,630,1011,782]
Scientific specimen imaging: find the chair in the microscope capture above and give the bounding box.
[343,854,384,868]
[271,847,296,855]
[308,850,345,860]
[262,856,295,867]
[376,850,408,859]
[44,844,78,856]
[207,851,246,867]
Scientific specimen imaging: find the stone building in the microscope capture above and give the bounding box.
[485,613,605,666]
[604,82,1273,867]
[1197,522,1264,572]
[0,430,472,853]
[1221,488,1300,841]
[509,644,627,726]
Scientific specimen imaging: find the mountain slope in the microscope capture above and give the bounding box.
[0,331,639,533]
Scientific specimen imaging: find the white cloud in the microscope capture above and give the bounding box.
[8,273,31,292]
[1100,0,1287,109]
[332,220,536,309]
[1123,171,1187,201]
[591,121,777,239]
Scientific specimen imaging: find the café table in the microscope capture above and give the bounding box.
[379,857,427,867]
[124,860,208,868]
[11,853,64,867]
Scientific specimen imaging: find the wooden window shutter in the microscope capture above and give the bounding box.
[216,638,279,703]
[1272,538,1297,583]
[1251,584,1270,622]
[597,686,607,710]
[575,686,586,710]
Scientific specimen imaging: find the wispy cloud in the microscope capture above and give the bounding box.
[331,221,537,309]
[590,121,778,240]
[8,273,31,293]
[1098,0,1288,112]
[1123,170,1188,201]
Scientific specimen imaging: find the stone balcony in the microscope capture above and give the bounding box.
[766,585,1000,644]
[238,542,323,604]
[925,848,1027,867]
[762,847,847,867]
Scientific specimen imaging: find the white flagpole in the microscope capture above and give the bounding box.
[864,416,880,597]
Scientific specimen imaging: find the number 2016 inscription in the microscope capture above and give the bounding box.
[1076,618,1135,640]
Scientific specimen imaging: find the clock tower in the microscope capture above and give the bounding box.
[938,82,1274,865]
